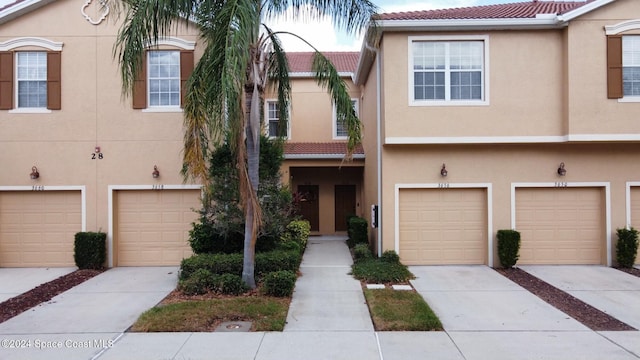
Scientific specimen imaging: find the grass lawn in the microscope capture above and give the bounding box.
[364,288,443,331]
[130,294,290,332]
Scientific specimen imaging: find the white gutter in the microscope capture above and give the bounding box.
[376,17,567,32]
[289,72,355,81]
[0,0,55,25]
[284,154,365,160]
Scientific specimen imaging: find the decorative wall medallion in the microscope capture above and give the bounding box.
[81,0,109,25]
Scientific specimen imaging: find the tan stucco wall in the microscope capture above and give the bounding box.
[0,0,201,236]
[378,143,640,266]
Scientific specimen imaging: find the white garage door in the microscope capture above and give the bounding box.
[399,188,487,265]
[0,191,82,267]
[515,187,604,265]
[115,189,201,266]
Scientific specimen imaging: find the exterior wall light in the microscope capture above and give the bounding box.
[152,165,160,178]
[30,166,40,180]
[440,163,448,177]
[557,162,567,176]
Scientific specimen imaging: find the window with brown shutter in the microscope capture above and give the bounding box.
[132,54,147,109]
[607,35,623,99]
[0,52,13,110]
[47,52,61,110]
[180,51,194,108]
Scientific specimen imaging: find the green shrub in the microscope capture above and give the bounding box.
[263,270,297,297]
[179,253,243,280]
[256,250,301,275]
[74,232,106,270]
[380,250,400,264]
[281,220,311,250]
[497,229,521,268]
[214,273,248,295]
[616,227,639,268]
[179,269,215,295]
[277,240,302,254]
[347,217,368,248]
[353,243,373,262]
[188,222,243,254]
[351,259,414,283]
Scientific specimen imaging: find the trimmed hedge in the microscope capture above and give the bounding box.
[263,270,297,297]
[497,229,521,268]
[180,250,301,280]
[178,269,248,295]
[353,243,373,262]
[616,227,639,268]
[281,220,310,251]
[347,216,368,248]
[74,232,106,270]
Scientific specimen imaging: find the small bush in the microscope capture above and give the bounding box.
[380,250,400,264]
[351,259,414,283]
[281,220,311,250]
[188,223,244,254]
[277,240,302,254]
[214,273,248,295]
[179,269,215,295]
[497,229,521,268]
[353,243,373,262]
[256,250,301,275]
[616,227,639,268]
[179,253,243,280]
[263,270,297,297]
[347,217,368,248]
[74,232,106,270]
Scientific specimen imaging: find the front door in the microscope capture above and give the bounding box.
[297,185,319,232]
[335,185,356,232]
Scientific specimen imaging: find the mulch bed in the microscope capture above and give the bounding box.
[496,267,635,331]
[615,267,640,278]
[0,269,104,324]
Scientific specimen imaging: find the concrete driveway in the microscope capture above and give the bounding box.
[409,265,587,331]
[0,268,76,303]
[0,267,178,335]
[520,265,640,330]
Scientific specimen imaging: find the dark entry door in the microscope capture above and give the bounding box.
[335,185,356,232]
[297,185,319,232]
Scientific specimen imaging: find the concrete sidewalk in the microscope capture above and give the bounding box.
[520,265,640,329]
[284,237,373,331]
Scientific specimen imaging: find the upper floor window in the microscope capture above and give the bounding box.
[409,35,489,106]
[148,51,180,107]
[623,36,640,97]
[16,52,47,108]
[0,37,63,112]
[265,100,290,138]
[334,99,358,140]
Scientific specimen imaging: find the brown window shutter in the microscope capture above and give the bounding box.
[47,52,61,110]
[132,53,147,109]
[0,52,13,110]
[607,35,623,99]
[180,51,194,108]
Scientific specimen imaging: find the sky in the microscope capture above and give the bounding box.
[0,0,536,51]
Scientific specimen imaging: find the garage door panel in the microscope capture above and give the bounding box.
[515,188,604,265]
[399,188,487,265]
[116,189,200,266]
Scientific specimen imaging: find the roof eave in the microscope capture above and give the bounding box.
[284,154,366,160]
[377,17,568,32]
[289,71,354,80]
[557,0,616,22]
[0,0,55,25]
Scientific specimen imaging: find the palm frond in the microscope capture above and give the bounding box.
[262,25,291,139]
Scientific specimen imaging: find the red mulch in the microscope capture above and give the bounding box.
[496,268,635,331]
[0,269,104,324]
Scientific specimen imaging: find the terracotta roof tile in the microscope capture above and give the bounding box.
[286,52,360,73]
[378,1,594,21]
[284,142,364,156]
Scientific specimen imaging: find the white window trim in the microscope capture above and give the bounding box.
[333,98,359,140]
[408,35,490,107]
[14,51,48,110]
[605,20,640,102]
[0,37,63,51]
[146,50,181,109]
[264,99,290,139]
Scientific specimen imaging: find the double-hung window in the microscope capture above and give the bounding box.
[410,35,488,106]
[16,52,47,108]
[148,51,180,107]
[265,100,289,138]
[622,36,640,97]
[334,99,358,140]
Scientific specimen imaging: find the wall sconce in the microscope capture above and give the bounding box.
[30,166,40,180]
[152,165,160,178]
[440,163,448,177]
[557,162,567,176]
[94,146,101,153]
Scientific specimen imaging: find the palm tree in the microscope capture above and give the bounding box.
[114,0,378,288]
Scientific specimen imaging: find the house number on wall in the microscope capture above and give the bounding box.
[91,153,104,160]
[555,182,568,188]
[438,183,450,189]
[32,186,45,191]
[152,184,164,190]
